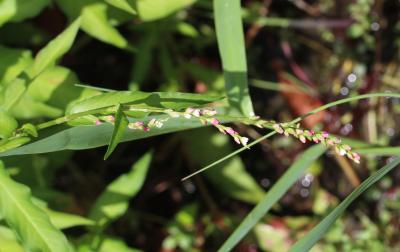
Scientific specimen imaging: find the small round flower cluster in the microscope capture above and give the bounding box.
[272,123,361,164]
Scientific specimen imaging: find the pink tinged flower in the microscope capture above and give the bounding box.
[106,115,115,122]
[135,121,144,127]
[210,118,220,126]
[192,109,201,117]
[296,129,304,135]
[327,139,334,146]
[225,127,236,135]
[233,136,241,144]
[185,107,194,114]
[240,137,249,146]
[342,145,352,151]
[312,136,319,143]
[273,124,284,134]
[310,130,315,135]
[202,109,217,116]
[143,127,150,132]
[299,135,307,143]
[352,152,361,163]
[322,131,329,138]
[339,148,347,156]
[148,118,157,127]
[95,119,102,125]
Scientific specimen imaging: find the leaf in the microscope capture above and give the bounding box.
[0,45,32,85]
[104,104,129,159]
[214,0,254,116]
[0,225,25,252]
[0,115,205,156]
[137,0,196,21]
[56,0,130,49]
[81,2,130,49]
[98,237,142,252]
[29,17,81,78]
[0,0,16,27]
[288,156,400,252]
[218,145,326,252]
[10,0,50,22]
[1,78,26,111]
[47,210,94,229]
[0,162,72,252]
[182,128,264,204]
[68,91,224,114]
[104,0,136,15]
[0,109,18,138]
[89,151,152,224]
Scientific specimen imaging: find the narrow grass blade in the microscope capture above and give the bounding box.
[355,146,400,156]
[288,156,400,252]
[218,144,326,252]
[104,104,129,160]
[214,0,254,116]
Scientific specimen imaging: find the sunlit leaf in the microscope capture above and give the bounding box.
[104,104,129,159]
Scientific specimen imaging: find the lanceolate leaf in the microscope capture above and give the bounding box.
[288,156,400,252]
[214,0,254,116]
[29,17,81,78]
[137,0,196,21]
[104,0,136,15]
[0,163,72,252]
[104,104,129,160]
[218,145,326,252]
[68,91,224,114]
[90,151,152,224]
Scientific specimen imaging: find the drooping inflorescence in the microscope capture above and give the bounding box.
[92,106,360,164]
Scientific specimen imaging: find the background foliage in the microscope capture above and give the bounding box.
[0,0,399,251]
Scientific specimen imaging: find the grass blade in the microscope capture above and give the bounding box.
[214,0,254,116]
[104,104,129,160]
[288,156,400,252]
[218,144,326,252]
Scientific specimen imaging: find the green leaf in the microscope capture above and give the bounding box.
[1,78,26,111]
[29,17,81,78]
[137,0,196,21]
[104,104,129,159]
[0,137,30,153]
[218,145,326,252]
[0,225,25,252]
[10,0,50,22]
[214,0,254,116]
[98,237,142,252]
[90,151,152,224]
[0,45,32,85]
[68,91,223,114]
[0,162,72,252]
[182,128,264,204]
[104,0,136,15]
[56,0,130,49]
[355,146,400,156]
[0,0,16,27]
[0,109,18,138]
[288,157,400,252]
[81,2,130,49]
[47,210,94,229]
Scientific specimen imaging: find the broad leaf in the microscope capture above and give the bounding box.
[104,104,129,159]
[10,0,50,22]
[214,0,254,116]
[47,210,94,229]
[0,162,72,252]
[90,151,152,224]
[29,17,81,78]
[0,0,16,27]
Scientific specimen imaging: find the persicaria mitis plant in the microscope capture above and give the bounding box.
[89,105,361,164]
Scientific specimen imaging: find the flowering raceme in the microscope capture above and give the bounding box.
[93,106,360,164]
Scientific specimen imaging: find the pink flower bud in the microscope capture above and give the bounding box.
[225,127,236,135]
[240,137,249,146]
[299,135,306,143]
[210,118,220,126]
[322,131,329,138]
[273,124,284,134]
[95,119,102,125]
